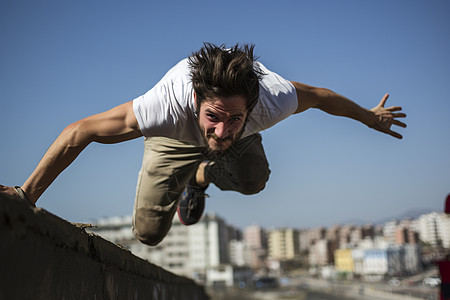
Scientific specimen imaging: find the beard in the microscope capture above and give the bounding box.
[202,145,225,161]
[201,132,234,160]
[201,128,249,161]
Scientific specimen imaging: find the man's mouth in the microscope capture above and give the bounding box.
[207,133,232,143]
[206,133,234,150]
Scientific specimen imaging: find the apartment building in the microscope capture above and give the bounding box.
[403,244,422,274]
[309,239,332,266]
[89,212,231,280]
[229,239,249,267]
[395,227,419,245]
[267,228,299,260]
[298,229,309,251]
[439,213,450,248]
[326,225,340,243]
[308,227,326,245]
[383,220,399,244]
[90,215,134,243]
[334,249,354,273]
[418,212,450,247]
[243,225,267,269]
[338,225,353,248]
[188,213,230,275]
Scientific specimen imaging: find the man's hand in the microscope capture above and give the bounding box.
[0,185,20,201]
[369,93,407,139]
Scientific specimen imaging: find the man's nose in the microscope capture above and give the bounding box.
[214,122,228,139]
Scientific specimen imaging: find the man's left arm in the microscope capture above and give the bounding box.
[290,81,407,139]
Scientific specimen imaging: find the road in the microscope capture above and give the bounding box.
[209,281,439,300]
[209,288,358,300]
[209,287,420,300]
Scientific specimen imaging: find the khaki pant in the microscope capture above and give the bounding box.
[132,133,270,246]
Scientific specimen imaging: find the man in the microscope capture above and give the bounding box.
[0,43,406,246]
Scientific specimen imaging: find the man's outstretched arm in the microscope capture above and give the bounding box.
[290,81,407,139]
[1,101,142,204]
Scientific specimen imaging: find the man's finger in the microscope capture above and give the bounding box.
[391,112,407,118]
[379,93,389,107]
[391,120,407,128]
[387,106,403,113]
[388,129,403,139]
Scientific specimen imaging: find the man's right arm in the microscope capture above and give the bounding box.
[2,100,142,204]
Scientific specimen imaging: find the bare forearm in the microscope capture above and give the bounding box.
[13,101,142,204]
[21,101,142,203]
[292,82,376,128]
[313,88,376,127]
[22,122,92,203]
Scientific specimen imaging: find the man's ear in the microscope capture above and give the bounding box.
[193,91,200,114]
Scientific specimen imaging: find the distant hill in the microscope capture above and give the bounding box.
[335,208,438,227]
[376,208,437,224]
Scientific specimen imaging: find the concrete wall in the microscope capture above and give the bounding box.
[0,197,209,300]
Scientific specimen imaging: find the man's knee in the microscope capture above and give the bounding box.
[239,182,266,195]
[132,206,174,246]
[133,227,167,246]
[237,167,270,195]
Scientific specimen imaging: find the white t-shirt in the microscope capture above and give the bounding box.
[133,58,298,146]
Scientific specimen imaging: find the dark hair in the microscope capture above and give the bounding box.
[188,43,264,113]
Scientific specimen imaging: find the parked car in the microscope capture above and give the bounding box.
[253,277,279,289]
[388,277,401,287]
[422,277,441,287]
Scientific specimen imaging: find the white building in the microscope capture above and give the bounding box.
[206,265,253,288]
[358,236,390,250]
[383,220,399,244]
[308,239,331,267]
[146,219,191,276]
[90,215,134,242]
[403,244,422,274]
[386,247,403,277]
[88,212,232,282]
[418,212,450,247]
[438,213,450,248]
[361,244,421,280]
[187,212,230,281]
[229,239,250,267]
[363,249,388,280]
[352,249,365,275]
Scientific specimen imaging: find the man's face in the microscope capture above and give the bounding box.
[196,94,248,153]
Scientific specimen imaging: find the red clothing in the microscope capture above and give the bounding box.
[439,260,450,300]
[445,194,450,214]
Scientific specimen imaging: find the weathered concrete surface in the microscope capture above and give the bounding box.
[0,197,209,300]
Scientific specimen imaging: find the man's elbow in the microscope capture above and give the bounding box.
[60,119,94,148]
[310,88,330,110]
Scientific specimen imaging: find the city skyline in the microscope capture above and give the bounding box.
[90,208,448,279]
[90,207,442,233]
[88,206,445,299]
[1,1,449,229]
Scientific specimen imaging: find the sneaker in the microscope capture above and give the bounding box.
[177,184,208,225]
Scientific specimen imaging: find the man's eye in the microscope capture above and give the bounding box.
[207,114,218,121]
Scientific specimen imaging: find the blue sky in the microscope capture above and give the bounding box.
[1,0,449,229]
